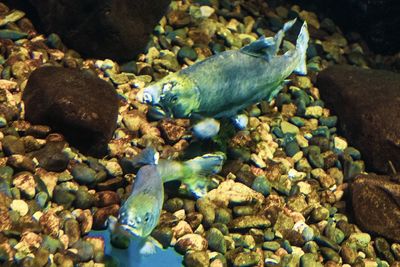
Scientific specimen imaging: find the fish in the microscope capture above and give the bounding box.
[137,18,309,138]
[108,148,225,254]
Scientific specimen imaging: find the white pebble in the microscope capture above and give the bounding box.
[305,106,323,118]
[11,199,29,216]
[334,136,348,151]
[200,6,215,17]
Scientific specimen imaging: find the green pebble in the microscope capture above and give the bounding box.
[290,116,306,127]
[310,99,325,108]
[52,188,76,209]
[308,151,324,169]
[64,219,81,245]
[232,252,260,267]
[272,126,284,138]
[196,198,216,228]
[74,189,95,209]
[312,126,330,138]
[274,212,294,233]
[310,207,329,222]
[320,247,340,262]
[206,228,227,254]
[251,176,271,196]
[210,42,225,54]
[281,121,299,134]
[314,235,341,251]
[233,206,254,217]
[302,226,314,242]
[283,240,293,253]
[0,166,14,182]
[300,253,323,267]
[164,197,184,213]
[344,147,362,160]
[35,191,48,208]
[263,241,281,251]
[0,29,28,40]
[178,46,198,62]
[0,116,7,127]
[215,208,232,224]
[42,235,63,254]
[228,215,271,230]
[319,116,337,128]
[276,93,292,108]
[295,98,307,116]
[264,228,275,241]
[212,223,229,236]
[303,241,319,254]
[344,159,365,181]
[71,163,97,184]
[285,141,300,157]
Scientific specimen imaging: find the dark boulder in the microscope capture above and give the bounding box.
[351,174,400,242]
[317,65,400,175]
[22,66,119,157]
[289,0,400,55]
[4,0,171,62]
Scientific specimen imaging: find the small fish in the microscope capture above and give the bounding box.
[137,18,309,138]
[108,148,225,254]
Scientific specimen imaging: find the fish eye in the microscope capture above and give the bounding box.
[171,96,178,103]
[144,212,152,223]
[143,92,153,103]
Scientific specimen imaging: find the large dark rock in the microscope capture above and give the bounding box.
[22,66,119,157]
[351,174,400,242]
[289,0,400,55]
[29,141,69,172]
[4,0,171,62]
[317,65,400,174]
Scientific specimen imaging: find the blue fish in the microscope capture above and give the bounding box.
[137,18,309,138]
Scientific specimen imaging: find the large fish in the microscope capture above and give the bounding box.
[108,148,225,254]
[137,18,309,138]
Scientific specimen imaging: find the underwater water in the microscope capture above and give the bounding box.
[89,231,183,267]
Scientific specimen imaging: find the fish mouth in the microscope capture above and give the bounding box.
[120,224,142,237]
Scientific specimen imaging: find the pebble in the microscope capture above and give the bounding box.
[305,106,324,118]
[206,228,227,254]
[184,250,210,267]
[175,234,208,254]
[10,199,29,216]
[232,251,261,267]
[228,215,271,230]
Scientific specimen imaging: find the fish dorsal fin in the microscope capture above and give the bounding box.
[240,36,275,61]
[241,18,298,61]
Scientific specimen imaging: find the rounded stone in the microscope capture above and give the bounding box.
[206,228,227,254]
[184,251,209,267]
[22,66,119,156]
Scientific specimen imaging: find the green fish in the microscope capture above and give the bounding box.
[137,18,309,138]
[108,148,225,254]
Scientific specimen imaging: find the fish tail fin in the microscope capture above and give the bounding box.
[184,152,226,176]
[294,21,309,75]
[272,18,297,55]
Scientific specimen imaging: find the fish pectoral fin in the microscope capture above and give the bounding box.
[139,236,163,255]
[192,118,221,139]
[106,215,118,232]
